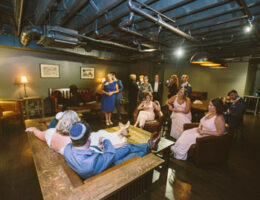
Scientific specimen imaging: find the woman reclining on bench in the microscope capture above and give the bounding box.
[64,122,161,179]
[25,110,80,155]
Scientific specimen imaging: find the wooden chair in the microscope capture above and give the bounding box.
[133,106,163,133]
[0,99,24,134]
[184,123,233,166]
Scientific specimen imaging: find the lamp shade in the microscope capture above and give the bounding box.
[190,51,214,64]
[21,76,28,84]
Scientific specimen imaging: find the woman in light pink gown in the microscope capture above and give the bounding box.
[171,98,226,160]
[167,88,192,139]
[134,93,161,129]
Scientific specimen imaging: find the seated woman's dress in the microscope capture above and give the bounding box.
[171,114,217,160]
[101,81,116,112]
[137,101,155,127]
[170,98,192,139]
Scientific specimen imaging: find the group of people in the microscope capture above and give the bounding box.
[26,111,160,180]
[170,89,245,160]
[25,71,246,180]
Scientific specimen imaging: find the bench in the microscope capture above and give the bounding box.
[0,99,23,134]
[25,118,164,200]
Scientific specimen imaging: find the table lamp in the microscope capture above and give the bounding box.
[21,76,28,97]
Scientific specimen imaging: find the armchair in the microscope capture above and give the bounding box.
[184,123,233,166]
[0,99,24,134]
[133,107,163,133]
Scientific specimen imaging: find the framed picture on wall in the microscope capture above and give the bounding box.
[81,67,95,79]
[40,64,60,78]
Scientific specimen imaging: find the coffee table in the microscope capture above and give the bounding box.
[105,125,175,186]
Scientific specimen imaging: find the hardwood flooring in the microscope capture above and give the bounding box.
[0,114,259,200]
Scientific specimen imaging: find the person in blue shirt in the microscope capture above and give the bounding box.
[64,122,160,180]
[111,72,124,120]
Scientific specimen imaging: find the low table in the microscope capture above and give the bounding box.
[105,125,175,185]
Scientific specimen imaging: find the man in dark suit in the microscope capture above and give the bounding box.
[224,90,246,130]
[151,74,163,104]
[180,74,192,98]
[128,74,139,122]
[111,72,124,120]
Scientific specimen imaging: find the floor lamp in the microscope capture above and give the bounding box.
[21,76,28,97]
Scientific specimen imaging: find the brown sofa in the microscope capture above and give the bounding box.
[133,107,163,133]
[48,88,99,113]
[0,99,23,134]
[184,123,233,166]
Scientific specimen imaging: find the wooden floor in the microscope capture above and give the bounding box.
[0,114,260,200]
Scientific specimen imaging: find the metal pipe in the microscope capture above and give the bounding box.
[128,0,200,43]
[47,27,157,53]
[97,0,191,39]
[133,0,176,23]
[17,0,24,36]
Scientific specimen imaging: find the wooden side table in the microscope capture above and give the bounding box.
[22,96,45,119]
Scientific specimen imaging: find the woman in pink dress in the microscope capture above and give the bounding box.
[167,88,192,139]
[134,93,161,129]
[171,98,226,160]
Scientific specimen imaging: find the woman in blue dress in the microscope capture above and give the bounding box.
[101,73,119,126]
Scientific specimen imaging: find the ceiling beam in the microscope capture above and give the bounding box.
[138,0,232,31]
[35,0,57,26]
[61,0,89,26]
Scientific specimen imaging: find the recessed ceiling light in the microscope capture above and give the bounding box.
[244,25,252,33]
[174,47,184,58]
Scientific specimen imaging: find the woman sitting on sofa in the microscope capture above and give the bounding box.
[171,98,225,160]
[134,93,161,129]
[25,110,80,155]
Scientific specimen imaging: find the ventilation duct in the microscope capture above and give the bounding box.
[20,26,43,46]
[20,25,157,52]
[20,25,79,48]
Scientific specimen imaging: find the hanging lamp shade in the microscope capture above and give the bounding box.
[208,63,228,69]
[190,51,214,64]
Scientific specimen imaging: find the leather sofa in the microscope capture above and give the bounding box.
[0,99,24,134]
[184,123,233,166]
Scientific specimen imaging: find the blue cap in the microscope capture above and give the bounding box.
[69,123,86,140]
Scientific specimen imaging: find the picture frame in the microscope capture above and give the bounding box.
[40,64,60,78]
[81,67,95,79]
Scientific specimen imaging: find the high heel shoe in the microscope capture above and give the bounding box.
[109,121,113,125]
[106,121,110,126]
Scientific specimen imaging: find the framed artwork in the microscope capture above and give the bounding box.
[40,64,60,78]
[81,67,95,79]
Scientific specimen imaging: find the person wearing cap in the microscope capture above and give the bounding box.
[25,110,80,155]
[64,122,161,179]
